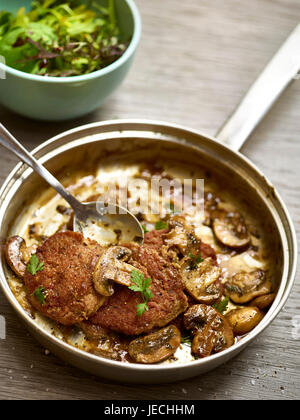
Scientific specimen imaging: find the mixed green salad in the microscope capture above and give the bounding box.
[0,0,129,77]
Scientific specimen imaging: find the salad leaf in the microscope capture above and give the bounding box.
[212,297,229,314]
[0,0,129,77]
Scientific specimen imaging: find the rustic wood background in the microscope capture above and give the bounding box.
[0,0,299,400]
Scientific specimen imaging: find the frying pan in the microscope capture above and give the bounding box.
[0,24,298,384]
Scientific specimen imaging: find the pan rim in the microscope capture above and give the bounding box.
[0,119,297,373]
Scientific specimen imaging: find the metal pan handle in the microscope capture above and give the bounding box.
[216,24,300,151]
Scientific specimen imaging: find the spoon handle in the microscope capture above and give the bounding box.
[0,123,85,212]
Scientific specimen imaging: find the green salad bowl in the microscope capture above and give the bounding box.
[0,0,141,121]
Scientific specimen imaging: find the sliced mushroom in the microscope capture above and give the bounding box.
[79,321,110,341]
[164,215,201,256]
[184,304,215,333]
[249,293,276,310]
[79,321,130,362]
[93,246,142,296]
[180,257,222,304]
[225,269,272,304]
[212,211,250,249]
[5,236,30,278]
[164,225,188,254]
[128,325,181,364]
[183,304,234,358]
[226,307,264,335]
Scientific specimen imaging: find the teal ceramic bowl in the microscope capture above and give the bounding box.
[0,0,141,121]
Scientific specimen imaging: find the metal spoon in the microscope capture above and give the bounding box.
[0,123,144,245]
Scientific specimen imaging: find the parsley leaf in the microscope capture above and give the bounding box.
[142,224,149,233]
[212,297,229,314]
[33,286,46,305]
[181,335,193,346]
[155,220,169,230]
[27,254,44,275]
[188,252,204,270]
[137,303,149,317]
[128,270,153,317]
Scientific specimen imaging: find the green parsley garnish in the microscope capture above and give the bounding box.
[142,224,149,233]
[33,286,46,305]
[226,284,241,294]
[155,220,169,230]
[136,303,149,317]
[0,0,128,77]
[212,297,229,314]
[181,335,193,346]
[188,252,204,270]
[128,270,154,317]
[27,254,44,275]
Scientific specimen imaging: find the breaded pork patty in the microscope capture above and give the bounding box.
[143,229,169,251]
[24,231,104,325]
[89,245,188,335]
[144,229,217,261]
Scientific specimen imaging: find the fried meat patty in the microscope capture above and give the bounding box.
[24,231,104,325]
[144,229,216,261]
[144,229,169,251]
[89,245,188,335]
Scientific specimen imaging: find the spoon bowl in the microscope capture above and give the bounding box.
[74,202,144,245]
[0,123,144,245]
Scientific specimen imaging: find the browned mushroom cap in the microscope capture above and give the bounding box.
[128,325,181,364]
[212,211,250,249]
[164,225,188,255]
[93,246,141,296]
[249,293,276,310]
[5,236,30,278]
[180,257,222,304]
[183,304,234,358]
[225,269,272,304]
[78,321,110,341]
[79,321,130,362]
[192,320,234,358]
[226,307,264,335]
[164,215,191,254]
[183,304,215,333]
[164,215,203,258]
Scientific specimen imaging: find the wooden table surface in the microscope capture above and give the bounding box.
[0,0,299,401]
